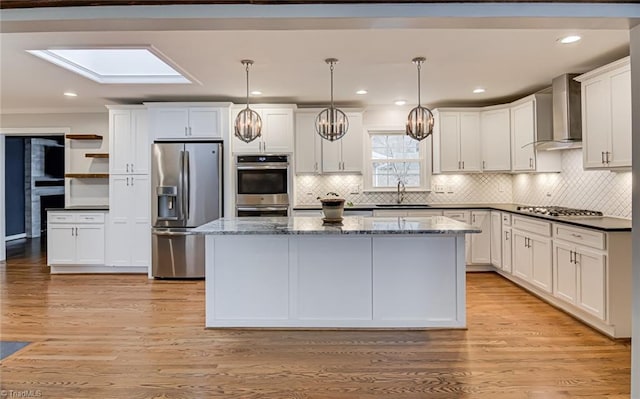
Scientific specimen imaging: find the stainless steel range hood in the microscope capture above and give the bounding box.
[535,73,582,150]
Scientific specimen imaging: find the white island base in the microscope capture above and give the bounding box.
[204,233,467,329]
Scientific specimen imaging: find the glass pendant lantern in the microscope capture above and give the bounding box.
[234,60,262,143]
[315,58,349,142]
[406,57,434,141]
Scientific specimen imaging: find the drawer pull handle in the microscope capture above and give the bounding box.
[570,233,583,238]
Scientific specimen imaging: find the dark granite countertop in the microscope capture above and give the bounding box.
[46,206,109,211]
[293,203,631,232]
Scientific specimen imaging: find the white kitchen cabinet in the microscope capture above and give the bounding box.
[470,211,491,264]
[511,215,553,293]
[576,57,631,169]
[108,175,151,268]
[490,211,502,268]
[321,112,363,173]
[233,106,295,154]
[149,105,224,139]
[294,112,322,173]
[576,249,607,320]
[433,110,481,173]
[510,94,561,173]
[502,227,512,274]
[47,211,106,266]
[553,242,577,303]
[480,108,511,171]
[108,107,149,175]
[442,210,471,264]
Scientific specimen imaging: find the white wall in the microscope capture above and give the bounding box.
[629,23,639,399]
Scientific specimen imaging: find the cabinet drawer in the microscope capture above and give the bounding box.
[442,211,470,223]
[48,212,76,223]
[512,216,551,237]
[554,224,605,250]
[502,213,512,226]
[75,213,106,224]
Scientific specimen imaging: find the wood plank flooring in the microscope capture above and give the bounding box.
[0,240,631,398]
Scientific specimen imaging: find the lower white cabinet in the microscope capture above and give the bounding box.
[47,212,106,265]
[490,211,502,268]
[108,174,151,268]
[512,223,553,293]
[470,211,491,264]
[442,211,471,264]
[501,227,512,274]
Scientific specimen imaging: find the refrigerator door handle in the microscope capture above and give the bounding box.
[179,150,186,221]
[153,229,199,236]
[184,150,191,221]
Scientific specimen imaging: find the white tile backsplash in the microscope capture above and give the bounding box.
[295,149,631,219]
[512,149,631,219]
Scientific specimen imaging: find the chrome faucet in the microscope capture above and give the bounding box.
[396,180,406,204]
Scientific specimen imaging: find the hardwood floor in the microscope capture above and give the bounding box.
[0,244,631,398]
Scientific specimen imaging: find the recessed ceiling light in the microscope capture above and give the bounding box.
[394,100,407,106]
[559,35,581,44]
[356,89,368,95]
[251,90,262,95]
[63,92,77,97]
[27,46,192,84]
[473,88,486,94]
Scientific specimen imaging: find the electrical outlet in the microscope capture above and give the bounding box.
[434,184,445,193]
[498,183,505,193]
[350,185,360,194]
[306,192,314,196]
[446,185,454,193]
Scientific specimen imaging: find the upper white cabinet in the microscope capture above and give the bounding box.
[147,103,227,140]
[295,112,322,173]
[108,106,149,175]
[433,110,481,173]
[480,108,511,171]
[576,57,631,169]
[233,106,295,154]
[510,94,561,173]
[321,112,363,173]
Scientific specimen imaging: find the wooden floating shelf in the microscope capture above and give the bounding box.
[85,153,109,159]
[65,173,109,178]
[66,134,103,140]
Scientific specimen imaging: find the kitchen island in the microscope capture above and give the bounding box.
[195,216,480,329]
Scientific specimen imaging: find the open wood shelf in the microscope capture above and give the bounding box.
[65,173,109,178]
[84,153,109,158]
[66,134,103,140]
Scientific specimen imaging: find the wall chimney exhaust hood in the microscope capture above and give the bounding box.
[535,73,582,151]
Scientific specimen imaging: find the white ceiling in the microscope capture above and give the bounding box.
[0,5,633,113]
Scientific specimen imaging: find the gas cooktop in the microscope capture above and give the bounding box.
[516,206,603,217]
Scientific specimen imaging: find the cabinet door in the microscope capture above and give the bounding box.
[459,112,481,172]
[470,211,491,264]
[151,108,189,139]
[443,211,470,264]
[295,113,321,173]
[512,231,531,280]
[131,109,149,174]
[47,225,76,265]
[531,235,552,293]
[438,112,461,172]
[188,108,221,138]
[110,110,133,174]
[76,225,105,265]
[608,69,632,167]
[576,248,606,320]
[511,101,536,171]
[481,108,511,171]
[340,113,363,173]
[321,139,342,172]
[490,212,502,267]
[108,176,132,266]
[582,78,610,168]
[502,228,512,274]
[553,242,577,304]
[130,175,151,267]
[261,108,294,153]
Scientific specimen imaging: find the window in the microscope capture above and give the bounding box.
[364,129,431,191]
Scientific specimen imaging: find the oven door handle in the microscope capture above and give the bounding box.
[236,206,289,212]
[236,164,289,170]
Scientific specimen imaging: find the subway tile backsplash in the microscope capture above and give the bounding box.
[294,149,631,219]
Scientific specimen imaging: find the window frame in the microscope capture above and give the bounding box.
[363,126,432,192]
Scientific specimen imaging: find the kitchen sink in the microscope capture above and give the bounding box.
[376,204,431,208]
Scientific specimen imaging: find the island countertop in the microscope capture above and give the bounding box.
[194,216,481,235]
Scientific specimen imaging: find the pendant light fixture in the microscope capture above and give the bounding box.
[406,57,434,141]
[316,58,349,142]
[234,59,262,143]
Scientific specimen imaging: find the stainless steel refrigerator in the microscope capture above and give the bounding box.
[151,141,222,278]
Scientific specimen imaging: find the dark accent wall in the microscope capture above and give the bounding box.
[5,137,26,236]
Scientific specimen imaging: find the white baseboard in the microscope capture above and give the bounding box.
[6,233,27,241]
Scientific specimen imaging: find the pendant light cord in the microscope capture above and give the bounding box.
[329,61,335,109]
[416,60,422,106]
[245,62,250,109]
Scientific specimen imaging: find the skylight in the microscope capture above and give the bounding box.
[26,47,191,84]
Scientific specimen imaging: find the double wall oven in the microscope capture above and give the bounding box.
[236,155,290,217]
